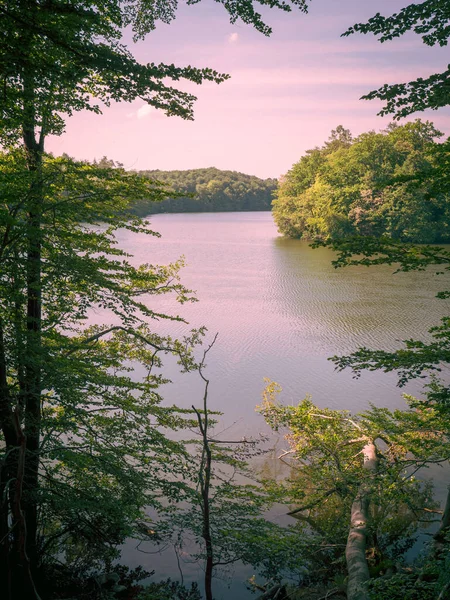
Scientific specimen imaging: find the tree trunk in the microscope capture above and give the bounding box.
[23,198,42,571]
[192,336,218,600]
[0,319,19,597]
[345,441,377,600]
[20,63,44,591]
[433,485,450,558]
[202,446,213,600]
[193,402,214,600]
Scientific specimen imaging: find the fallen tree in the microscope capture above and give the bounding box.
[258,381,450,598]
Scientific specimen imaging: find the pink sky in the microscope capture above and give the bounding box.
[46,0,450,179]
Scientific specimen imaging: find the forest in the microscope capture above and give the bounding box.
[1,1,450,600]
[128,167,277,215]
[273,121,450,243]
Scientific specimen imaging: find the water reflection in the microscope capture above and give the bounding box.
[270,236,449,354]
[113,212,450,422]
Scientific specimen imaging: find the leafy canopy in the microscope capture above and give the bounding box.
[273,120,448,243]
[131,166,277,216]
[0,0,310,145]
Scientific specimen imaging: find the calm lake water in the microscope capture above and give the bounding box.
[110,211,449,596]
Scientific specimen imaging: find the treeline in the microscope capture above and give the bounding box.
[273,121,450,243]
[129,167,277,215]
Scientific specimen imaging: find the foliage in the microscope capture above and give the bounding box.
[366,540,450,600]
[367,573,436,600]
[273,120,449,242]
[271,4,450,596]
[342,0,450,118]
[304,125,450,596]
[129,167,277,216]
[0,0,310,144]
[0,150,208,594]
[257,381,448,589]
[138,579,202,600]
[0,0,312,594]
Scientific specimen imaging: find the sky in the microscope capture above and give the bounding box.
[46,0,450,179]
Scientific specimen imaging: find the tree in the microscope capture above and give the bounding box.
[0,150,209,597]
[149,336,306,600]
[0,1,311,595]
[273,121,449,242]
[258,382,450,600]
[342,0,450,118]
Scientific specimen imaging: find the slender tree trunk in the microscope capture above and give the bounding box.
[345,441,377,600]
[433,485,450,558]
[193,403,214,600]
[0,319,18,597]
[21,65,44,580]
[202,444,213,600]
[192,335,218,600]
[0,318,40,598]
[11,413,41,600]
[23,155,43,571]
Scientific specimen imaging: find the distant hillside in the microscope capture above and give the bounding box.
[130,167,277,216]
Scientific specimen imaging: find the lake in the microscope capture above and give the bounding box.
[111,211,449,596]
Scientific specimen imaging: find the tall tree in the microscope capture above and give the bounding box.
[0,1,310,595]
[0,151,206,598]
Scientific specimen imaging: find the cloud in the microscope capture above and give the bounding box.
[136,104,154,119]
[228,32,238,44]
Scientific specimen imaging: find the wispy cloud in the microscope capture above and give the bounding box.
[136,104,154,119]
[228,32,239,44]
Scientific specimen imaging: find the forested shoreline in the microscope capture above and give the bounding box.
[129,167,277,216]
[273,121,450,243]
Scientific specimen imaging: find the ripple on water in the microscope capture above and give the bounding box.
[112,213,449,596]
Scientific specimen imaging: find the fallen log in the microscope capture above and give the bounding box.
[345,441,378,600]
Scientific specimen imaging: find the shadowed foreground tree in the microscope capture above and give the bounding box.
[0,150,209,598]
[0,1,312,596]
